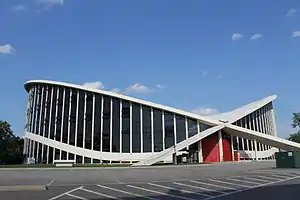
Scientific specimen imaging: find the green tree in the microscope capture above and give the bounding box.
[0,120,24,164]
[288,113,300,143]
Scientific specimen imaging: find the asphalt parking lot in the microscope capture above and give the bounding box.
[1,161,300,200]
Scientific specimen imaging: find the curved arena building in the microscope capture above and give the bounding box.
[23,80,300,165]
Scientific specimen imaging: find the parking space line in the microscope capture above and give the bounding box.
[243,177,270,183]
[80,187,121,200]
[204,175,300,200]
[280,173,297,177]
[271,174,289,179]
[48,186,83,200]
[209,179,251,188]
[190,180,236,191]
[97,184,159,200]
[66,193,88,200]
[256,175,281,181]
[148,182,212,198]
[226,178,260,185]
[127,184,197,200]
[172,182,226,194]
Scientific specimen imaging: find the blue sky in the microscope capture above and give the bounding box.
[0,0,300,138]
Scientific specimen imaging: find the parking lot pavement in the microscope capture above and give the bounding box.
[46,170,300,200]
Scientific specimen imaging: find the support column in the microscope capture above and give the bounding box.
[67,90,72,160]
[162,111,165,150]
[119,100,122,153]
[197,122,203,163]
[129,102,132,156]
[185,117,188,150]
[140,105,143,153]
[230,135,234,161]
[151,107,154,153]
[254,140,258,160]
[53,88,59,162]
[218,130,223,162]
[109,97,113,153]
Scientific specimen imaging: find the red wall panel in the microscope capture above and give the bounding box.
[202,133,220,162]
[222,134,233,162]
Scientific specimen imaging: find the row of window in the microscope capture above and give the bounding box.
[26,84,207,153]
[232,103,274,151]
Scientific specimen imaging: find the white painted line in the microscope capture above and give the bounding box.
[270,174,289,179]
[249,170,300,174]
[46,180,55,186]
[190,180,236,191]
[66,193,88,200]
[205,175,300,200]
[80,187,121,200]
[148,182,212,198]
[48,186,83,200]
[256,175,281,181]
[209,179,251,188]
[243,177,270,183]
[226,178,259,185]
[280,173,297,177]
[172,182,226,194]
[97,184,159,200]
[127,184,196,200]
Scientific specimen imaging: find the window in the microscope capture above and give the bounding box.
[102,96,111,152]
[49,87,57,140]
[243,139,248,150]
[238,137,243,150]
[232,136,238,150]
[85,93,93,150]
[122,101,130,153]
[48,147,53,164]
[153,109,163,152]
[164,111,174,149]
[39,86,47,137]
[76,91,85,148]
[142,106,152,152]
[199,123,211,132]
[55,87,64,141]
[187,118,197,138]
[112,98,120,152]
[31,87,37,134]
[35,87,43,135]
[44,86,52,138]
[69,90,77,146]
[132,103,141,153]
[93,94,102,151]
[62,88,70,144]
[42,145,47,163]
[76,155,83,164]
[176,115,186,143]
[37,143,42,163]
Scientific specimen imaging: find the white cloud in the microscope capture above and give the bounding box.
[82,81,104,90]
[12,4,27,11]
[292,31,300,38]
[286,8,298,17]
[202,71,208,77]
[192,107,219,116]
[125,83,151,94]
[0,44,16,55]
[251,34,263,40]
[232,33,244,41]
[110,88,121,93]
[37,0,64,7]
[156,84,165,89]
